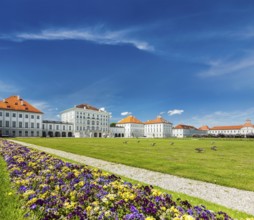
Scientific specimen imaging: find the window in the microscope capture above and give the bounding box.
[37,115,40,119]
[37,131,39,137]
[12,131,16,136]
[42,124,45,129]
[25,114,28,119]
[49,125,52,130]
[19,131,22,136]
[25,131,28,136]
[69,126,72,131]
[19,122,22,128]
[0,121,2,127]
[19,114,22,118]
[31,123,34,128]
[37,123,40,129]
[31,131,34,137]
[63,125,65,130]
[6,112,9,117]
[6,121,9,127]
[12,121,16,128]
[31,115,34,119]
[25,122,28,128]
[56,125,59,130]
[12,113,16,117]
[0,112,2,116]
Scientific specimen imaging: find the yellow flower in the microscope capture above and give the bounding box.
[26,197,37,206]
[145,217,155,220]
[78,181,84,187]
[151,189,162,196]
[23,190,35,199]
[86,206,92,213]
[105,211,111,217]
[181,215,195,220]
[160,206,166,211]
[8,192,13,196]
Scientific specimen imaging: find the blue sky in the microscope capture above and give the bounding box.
[1,0,254,127]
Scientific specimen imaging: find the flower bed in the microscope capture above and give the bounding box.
[0,140,232,220]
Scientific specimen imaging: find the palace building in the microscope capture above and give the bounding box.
[172,124,203,138]
[115,115,173,138]
[116,115,144,138]
[0,96,43,137]
[144,116,172,138]
[208,119,254,136]
[60,103,110,138]
[1,95,254,139]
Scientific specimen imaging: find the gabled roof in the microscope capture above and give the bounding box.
[0,96,43,113]
[144,116,171,124]
[117,115,143,124]
[174,124,197,130]
[76,104,99,111]
[243,119,253,127]
[210,125,244,130]
[198,125,210,131]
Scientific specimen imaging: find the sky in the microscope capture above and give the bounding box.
[1,0,254,127]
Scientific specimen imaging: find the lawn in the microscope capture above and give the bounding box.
[15,137,254,192]
[1,139,253,219]
[0,156,33,220]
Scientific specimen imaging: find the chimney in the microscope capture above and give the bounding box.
[17,95,20,100]
[3,99,5,102]
[21,101,24,106]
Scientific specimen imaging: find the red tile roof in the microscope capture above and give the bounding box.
[117,115,143,124]
[198,125,210,131]
[210,125,244,130]
[144,116,171,124]
[210,120,254,130]
[174,124,197,129]
[0,96,42,113]
[76,104,99,111]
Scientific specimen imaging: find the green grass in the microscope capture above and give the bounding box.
[15,137,254,192]
[30,148,253,219]
[0,156,34,220]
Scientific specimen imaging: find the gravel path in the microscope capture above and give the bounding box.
[11,140,254,215]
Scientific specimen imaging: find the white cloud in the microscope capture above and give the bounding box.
[168,109,184,116]
[28,100,60,120]
[121,111,132,116]
[198,55,254,77]
[8,27,154,52]
[29,100,51,112]
[99,107,106,112]
[0,80,21,94]
[188,108,254,127]
[159,111,165,115]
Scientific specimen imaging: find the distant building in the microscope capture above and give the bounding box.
[61,104,110,138]
[172,124,203,138]
[42,120,74,137]
[117,115,144,138]
[144,116,172,138]
[208,119,254,136]
[0,96,43,137]
[109,126,125,138]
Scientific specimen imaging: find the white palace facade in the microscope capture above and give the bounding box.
[60,104,110,138]
[0,96,43,137]
[1,95,254,138]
